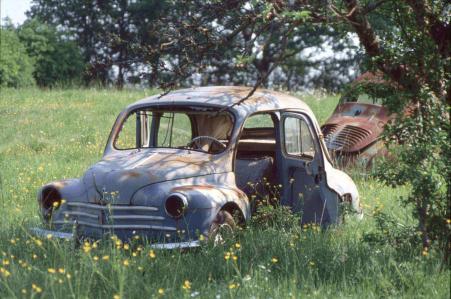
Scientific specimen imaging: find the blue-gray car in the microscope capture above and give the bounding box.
[33,86,362,248]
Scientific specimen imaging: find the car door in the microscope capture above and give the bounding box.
[280,112,332,224]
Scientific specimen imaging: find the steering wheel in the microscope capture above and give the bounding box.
[187,136,226,153]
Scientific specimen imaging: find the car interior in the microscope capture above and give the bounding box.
[234,113,278,196]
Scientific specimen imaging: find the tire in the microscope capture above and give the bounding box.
[207,210,236,245]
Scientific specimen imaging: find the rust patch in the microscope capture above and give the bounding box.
[123,171,141,178]
[172,185,216,192]
[322,101,392,156]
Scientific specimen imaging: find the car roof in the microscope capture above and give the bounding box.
[128,86,314,116]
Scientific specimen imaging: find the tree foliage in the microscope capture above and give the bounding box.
[0,27,35,88]
[27,0,358,89]
[18,19,85,87]
[28,0,167,87]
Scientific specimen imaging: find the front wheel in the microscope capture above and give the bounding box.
[207,210,236,245]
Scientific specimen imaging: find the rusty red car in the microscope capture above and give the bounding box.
[321,72,392,166]
[32,86,362,248]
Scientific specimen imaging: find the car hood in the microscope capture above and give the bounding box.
[321,103,392,152]
[82,149,221,204]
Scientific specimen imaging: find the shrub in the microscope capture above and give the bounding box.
[18,19,85,87]
[0,28,35,87]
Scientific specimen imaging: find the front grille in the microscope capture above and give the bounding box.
[53,202,176,231]
[324,125,371,151]
[322,124,338,136]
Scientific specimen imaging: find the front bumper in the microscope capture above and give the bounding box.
[30,227,201,249]
[47,201,207,243]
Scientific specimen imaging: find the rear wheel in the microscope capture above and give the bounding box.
[207,210,236,245]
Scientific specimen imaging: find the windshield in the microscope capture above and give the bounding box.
[114,108,234,154]
[340,92,384,105]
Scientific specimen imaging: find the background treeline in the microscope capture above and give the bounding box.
[0,0,361,90]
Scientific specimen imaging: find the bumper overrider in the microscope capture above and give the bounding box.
[32,201,203,249]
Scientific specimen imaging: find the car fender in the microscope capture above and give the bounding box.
[170,185,250,221]
[323,165,362,215]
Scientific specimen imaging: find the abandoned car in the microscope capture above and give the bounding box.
[33,86,362,248]
[321,72,392,166]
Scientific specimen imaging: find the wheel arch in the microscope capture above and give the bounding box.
[220,202,245,225]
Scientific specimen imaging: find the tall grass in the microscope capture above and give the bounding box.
[0,88,449,298]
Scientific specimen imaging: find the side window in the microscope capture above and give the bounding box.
[115,114,137,149]
[243,114,274,128]
[284,116,316,159]
[157,113,192,147]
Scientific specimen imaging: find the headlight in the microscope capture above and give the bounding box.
[39,186,62,221]
[165,193,188,218]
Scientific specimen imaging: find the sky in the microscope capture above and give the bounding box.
[1,0,32,25]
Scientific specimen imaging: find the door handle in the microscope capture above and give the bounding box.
[314,166,324,185]
[314,173,321,184]
[305,161,313,175]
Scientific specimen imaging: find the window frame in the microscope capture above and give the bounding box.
[112,107,234,155]
[281,113,318,161]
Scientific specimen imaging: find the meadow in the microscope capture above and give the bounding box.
[0,88,449,298]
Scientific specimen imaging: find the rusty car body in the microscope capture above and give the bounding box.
[33,86,362,248]
[321,72,392,166]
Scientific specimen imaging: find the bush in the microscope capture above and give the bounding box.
[18,19,85,87]
[0,28,35,87]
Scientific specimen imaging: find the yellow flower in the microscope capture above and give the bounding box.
[182,280,191,290]
[446,219,451,224]
[83,242,92,253]
[35,239,43,246]
[271,257,278,263]
[93,256,99,261]
[46,234,53,239]
[232,255,238,261]
[102,255,110,261]
[32,283,42,293]
[224,252,231,260]
[158,288,164,295]
[309,261,315,266]
[113,295,120,299]
[229,283,238,289]
[149,250,156,259]
[123,243,130,250]
[199,235,205,241]
[0,267,11,277]
[2,259,9,266]
[47,268,56,274]
[123,259,129,266]
[58,268,65,274]
[235,243,241,249]
[66,273,72,279]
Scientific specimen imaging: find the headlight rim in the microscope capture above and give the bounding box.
[164,192,188,219]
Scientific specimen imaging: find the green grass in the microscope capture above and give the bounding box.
[0,88,449,298]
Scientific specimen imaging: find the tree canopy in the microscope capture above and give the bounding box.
[18,19,85,87]
[0,26,35,88]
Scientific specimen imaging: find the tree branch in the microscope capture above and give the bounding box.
[341,0,420,95]
[404,0,450,57]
